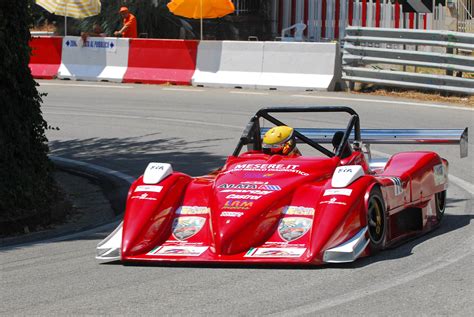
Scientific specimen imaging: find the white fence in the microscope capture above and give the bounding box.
[458,0,474,32]
[271,0,452,41]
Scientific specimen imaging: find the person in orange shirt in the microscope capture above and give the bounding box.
[114,7,137,38]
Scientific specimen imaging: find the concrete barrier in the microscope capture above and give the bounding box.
[124,39,198,85]
[58,36,129,82]
[30,37,341,91]
[29,37,62,79]
[192,41,264,89]
[257,42,341,91]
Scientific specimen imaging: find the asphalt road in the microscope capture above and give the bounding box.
[1,81,473,316]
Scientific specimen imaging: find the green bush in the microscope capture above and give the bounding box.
[0,0,55,233]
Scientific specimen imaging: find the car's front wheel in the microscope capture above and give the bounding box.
[367,187,387,252]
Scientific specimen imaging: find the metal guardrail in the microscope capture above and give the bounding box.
[342,27,474,95]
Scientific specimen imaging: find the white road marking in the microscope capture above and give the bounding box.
[38,82,133,89]
[162,88,204,92]
[229,91,268,95]
[45,111,242,130]
[292,94,473,111]
[449,174,474,195]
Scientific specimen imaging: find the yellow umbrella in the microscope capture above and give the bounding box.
[36,0,101,35]
[167,0,235,39]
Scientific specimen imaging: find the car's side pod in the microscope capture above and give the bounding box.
[96,163,192,262]
[121,172,191,258]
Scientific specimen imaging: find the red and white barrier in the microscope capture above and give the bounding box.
[57,36,129,82]
[192,41,264,89]
[29,37,341,91]
[257,42,340,91]
[124,39,198,85]
[29,36,62,79]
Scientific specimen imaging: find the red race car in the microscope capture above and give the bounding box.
[97,106,468,265]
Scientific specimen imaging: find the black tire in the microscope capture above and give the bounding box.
[435,190,447,221]
[367,187,387,252]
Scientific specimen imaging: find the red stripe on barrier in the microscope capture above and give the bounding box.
[348,0,354,26]
[409,12,415,29]
[322,0,327,38]
[124,39,198,85]
[29,36,62,79]
[395,1,400,29]
[362,0,367,27]
[423,14,427,29]
[375,0,381,28]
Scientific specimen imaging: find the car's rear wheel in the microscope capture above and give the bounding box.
[435,190,447,221]
[367,187,386,252]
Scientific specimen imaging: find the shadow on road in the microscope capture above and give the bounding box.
[49,134,230,177]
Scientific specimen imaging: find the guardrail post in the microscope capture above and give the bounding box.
[446,46,454,76]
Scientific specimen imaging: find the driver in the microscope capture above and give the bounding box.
[262,126,301,156]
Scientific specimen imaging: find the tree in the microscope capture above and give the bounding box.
[0,0,55,234]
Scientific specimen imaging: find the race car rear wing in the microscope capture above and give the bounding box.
[261,128,469,158]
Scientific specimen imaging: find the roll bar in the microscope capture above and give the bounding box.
[233,106,361,157]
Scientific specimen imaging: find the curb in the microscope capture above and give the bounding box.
[0,157,134,248]
[50,156,134,216]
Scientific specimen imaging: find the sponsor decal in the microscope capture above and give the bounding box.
[220,211,244,217]
[234,163,299,170]
[259,184,281,191]
[219,183,258,189]
[176,206,210,215]
[218,183,281,192]
[433,164,447,186]
[278,217,312,242]
[172,217,206,241]
[130,193,157,201]
[223,200,253,209]
[226,194,261,200]
[149,246,208,256]
[134,185,163,193]
[388,177,403,196]
[263,241,306,247]
[323,189,352,196]
[337,167,353,174]
[65,38,117,51]
[226,163,309,176]
[320,197,347,206]
[219,189,273,195]
[164,241,204,246]
[149,164,165,171]
[284,206,315,216]
[243,172,275,178]
[245,247,307,258]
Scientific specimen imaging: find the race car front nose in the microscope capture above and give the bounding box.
[96,222,123,262]
[322,226,369,263]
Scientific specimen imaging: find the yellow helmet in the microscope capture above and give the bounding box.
[262,126,297,155]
